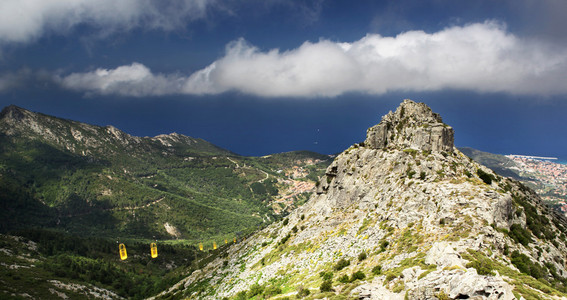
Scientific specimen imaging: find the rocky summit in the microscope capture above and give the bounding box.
[166,99,567,300]
[366,99,454,153]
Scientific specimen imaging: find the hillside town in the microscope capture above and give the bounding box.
[505,155,567,212]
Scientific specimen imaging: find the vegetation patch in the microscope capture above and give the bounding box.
[513,194,554,241]
[397,227,423,252]
[510,251,546,279]
[378,240,389,253]
[296,286,311,298]
[338,274,350,283]
[403,149,418,158]
[319,271,333,281]
[462,249,567,299]
[334,258,350,271]
[476,168,495,185]
[406,169,416,179]
[383,252,436,285]
[372,265,382,275]
[350,270,366,282]
[263,241,311,266]
[392,281,405,293]
[357,218,373,235]
[507,224,532,246]
[320,279,333,292]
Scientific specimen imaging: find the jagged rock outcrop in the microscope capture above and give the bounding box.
[163,99,567,300]
[366,99,454,152]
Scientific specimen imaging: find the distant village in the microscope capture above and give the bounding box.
[506,155,567,213]
[271,158,326,213]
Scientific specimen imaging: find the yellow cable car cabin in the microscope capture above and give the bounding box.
[150,242,158,258]
[119,243,127,260]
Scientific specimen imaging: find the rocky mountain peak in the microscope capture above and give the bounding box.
[365,99,454,152]
[0,105,46,136]
[0,105,39,130]
[389,99,443,123]
[0,104,27,122]
[172,99,567,300]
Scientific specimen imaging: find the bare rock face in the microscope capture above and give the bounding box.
[366,99,454,152]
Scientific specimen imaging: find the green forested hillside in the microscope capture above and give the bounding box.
[0,105,331,243]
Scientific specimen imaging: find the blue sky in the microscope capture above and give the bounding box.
[1,0,567,157]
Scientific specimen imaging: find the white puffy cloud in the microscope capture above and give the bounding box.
[60,63,187,97]
[0,0,213,44]
[60,22,567,97]
[190,21,567,96]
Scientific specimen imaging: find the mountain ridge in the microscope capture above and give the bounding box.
[0,104,235,158]
[170,99,567,299]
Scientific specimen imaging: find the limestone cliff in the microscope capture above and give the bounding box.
[164,100,567,300]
